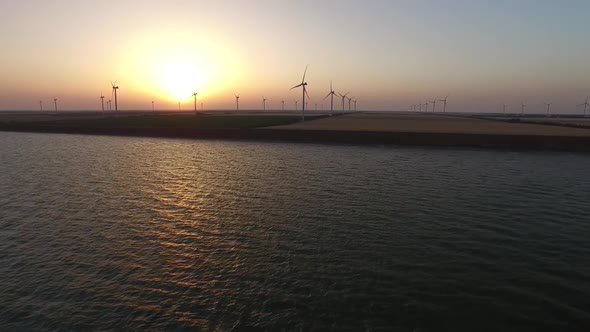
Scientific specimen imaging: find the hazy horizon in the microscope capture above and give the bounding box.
[1,0,590,113]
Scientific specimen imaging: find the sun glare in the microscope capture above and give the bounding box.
[159,59,205,101]
[118,29,241,106]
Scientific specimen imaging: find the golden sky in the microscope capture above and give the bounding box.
[1,0,590,113]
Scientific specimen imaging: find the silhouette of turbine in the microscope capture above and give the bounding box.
[543,102,552,117]
[111,81,119,112]
[578,97,589,117]
[323,81,337,116]
[290,65,309,121]
[438,96,449,112]
[430,98,437,113]
[234,93,240,111]
[100,93,105,113]
[338,91,350,112]
[192,91,198,115]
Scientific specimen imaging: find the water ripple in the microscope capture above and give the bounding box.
[1,132,590,331]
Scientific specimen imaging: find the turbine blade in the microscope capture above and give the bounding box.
[324,92,332,100]
[301,64,309,83]
[291,83,303,90]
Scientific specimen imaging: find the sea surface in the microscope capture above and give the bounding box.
[0,131,589,331]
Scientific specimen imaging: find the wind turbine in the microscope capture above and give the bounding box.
[108,100,112,111]
[111,81,119,112]
[295,100,298,111]
[290,65,309,121]
[324,81,336,116]
[425,101,429,112]
[543,102,552,117]
[347,96,353,112]
[430,98,437,113]
[521,102,526,116]
[234,93,240,111]
[39,100,43,112]
[438,96,449,112]
[281,98,285,111]
[578,97,589,117]
[53,97,58,113]
[152,99,155,112]
[418,103,422,112]
[192,91,198,115]
[353,99,357,112]
[262,96,267,111]
[502,103,508,114]
[338,91,350,112]
[100,93,105,113]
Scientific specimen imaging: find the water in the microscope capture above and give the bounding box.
[1,131,589,331]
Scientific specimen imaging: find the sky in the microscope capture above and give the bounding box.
[1,0,590,113]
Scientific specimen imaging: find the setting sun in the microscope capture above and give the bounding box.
[158,57,206,101]
[116,28,241,107]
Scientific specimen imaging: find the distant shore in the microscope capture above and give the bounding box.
[1,112,590,152]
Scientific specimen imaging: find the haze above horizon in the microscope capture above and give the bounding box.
[1,0,589,113]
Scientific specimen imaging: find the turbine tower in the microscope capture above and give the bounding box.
[324,81,336,116]
[152,99,155,112]
[543,102,552,117]
[425,101,429,112]
[39,100,43,112]
[295,100,298,111]
[262,96,267,111]
[503,103,508,114]
[290,65,309,121]
[578,97,590,117]
[100,93,105,113]
[53,97,58,113]
[234,93,240,111]
[192,91,198,115]
[353,99,357,112]
[439,96,449,112]
[521,102,526,116]
[111,81,119,112]
[281,99,285,111]
[347,96,353,112]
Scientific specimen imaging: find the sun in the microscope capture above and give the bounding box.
[159,57,206,101]
[119,29,241,105]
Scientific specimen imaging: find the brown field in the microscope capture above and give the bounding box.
[272,113,590,137]
[521,117,590,127]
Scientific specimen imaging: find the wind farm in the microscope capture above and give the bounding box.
[3,2,590,332]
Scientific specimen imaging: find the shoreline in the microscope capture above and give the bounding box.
[1,124,590,152]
